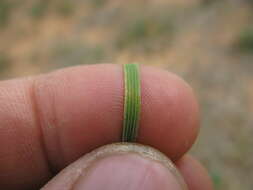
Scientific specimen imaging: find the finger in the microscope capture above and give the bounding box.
[0,64,199,189]
[176,155,214,190]
[42,143,187,190]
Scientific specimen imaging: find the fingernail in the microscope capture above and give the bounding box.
[73,143,187,190]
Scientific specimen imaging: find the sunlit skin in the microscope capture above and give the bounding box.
[0,64,213,189]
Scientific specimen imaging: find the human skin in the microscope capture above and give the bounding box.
[0,64,213,189]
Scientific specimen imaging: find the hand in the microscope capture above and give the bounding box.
[0,64,213,190]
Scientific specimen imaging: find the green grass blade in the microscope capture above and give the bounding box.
[122,64,141,142]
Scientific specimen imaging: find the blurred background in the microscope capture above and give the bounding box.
[0,0,252,189]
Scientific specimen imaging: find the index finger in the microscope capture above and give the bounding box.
[0,64,199,189]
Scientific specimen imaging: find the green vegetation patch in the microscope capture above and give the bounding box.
[30,0,74,19]
[47,40,107,68]
[116,12,174,52]
[210,171,222,189]
[0,52,11,72]
[0,0,12,27]
[89,0,106,8]
[236,27,253,53]
[56,0,74,17]
[30,0,49,19]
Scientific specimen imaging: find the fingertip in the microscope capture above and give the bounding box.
[139,66,199,160]
[177,155,214,190]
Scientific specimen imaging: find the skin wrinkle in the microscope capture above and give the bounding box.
[32,76,67,173]
[46,75,67,170]
[35,71,78,171]
[30,78,55,175]
[0,78,52,189]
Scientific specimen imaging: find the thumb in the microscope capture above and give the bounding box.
[42,143,187,190]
